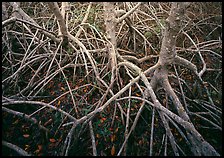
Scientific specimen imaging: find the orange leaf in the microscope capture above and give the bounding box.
[37,145,43,151]
[138,139,143,145]
[83,88,87,92]
[23,134,30,138]
[49,138,56,143]
[57,100,61,106]
[109,127,113,131]
[44,118,53,126]
[111,134,116,142]
[111,145,115,156]
[135,93,141,97]
[115,127,119,133]
[58,137,63,143]
[96,134,100,138]
[100,117,106,123]
[51,91,55,95]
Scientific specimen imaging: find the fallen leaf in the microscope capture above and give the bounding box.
[34,145,43,154]
[49,138,56,143]
[100,117,106,123]
[115,128,119,133]
[138,139,143,145]
[23,134,30,138]
[44,118,53,126]
[111,145,115,156]
[61,87,65,91]
[109,128,113,131]
[111,134,116,142]
[96,134,100,138]
[58,137,63,143]
[83,88,87,92]
[135,93,141,97]
[37,145,43,151]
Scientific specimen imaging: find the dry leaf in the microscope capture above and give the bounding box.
[111,145,115,156]
[44,118,53,126]
[83,88,87,92]
[115,127,119,133]
[100,117,106,123]
[51,91,55,95]
[96,134,100,138]
[109,127,113,131]
[24,145,30,151]
[34,145,43,154]
[37,145,43,151]
[111,134,116,142]
[138,139,143,145]
[49,138,56,143]
[135,93,141,96]
[57,100,61,106]
[23,134,30,138]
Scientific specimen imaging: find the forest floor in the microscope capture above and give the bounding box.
[2,2,222,156]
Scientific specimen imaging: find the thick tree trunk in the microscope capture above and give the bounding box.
[150,3,220,156]
[103,2,118,88]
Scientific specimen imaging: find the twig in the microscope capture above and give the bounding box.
[182,31,206,77]
[62,123,77,156]
[159,111,179,156]
[3,100,77,122]
[149,107,155,156]
[189,112,221,130]
[164,134,167,156]
[2,106,49,132]
[123,86,132,156]
[157,134,165,155]
[75,3,92,38]
[2,140,32,156]
[117,99,145,156]
[116,2,142,24]
[173,64,189,113]
[89,121,97,156]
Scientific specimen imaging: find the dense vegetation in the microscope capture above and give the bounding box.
[2,2,222,156]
